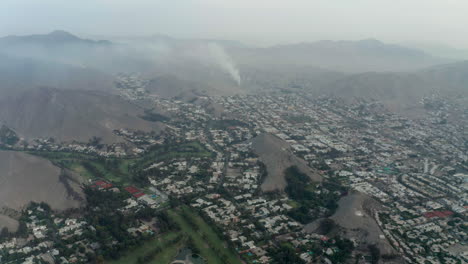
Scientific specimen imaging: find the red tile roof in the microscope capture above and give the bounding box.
[133,192,146,198]
[95,180,113,189]
[124,186,141,194]
[424,210,453,218]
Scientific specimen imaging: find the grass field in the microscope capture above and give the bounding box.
[29,141,213,186]
[107,232,184,264]
[31,151,133,183]
[69,162,94,179]
[107,206,241,264]
[168,206,242,264]
[287,200,300,209]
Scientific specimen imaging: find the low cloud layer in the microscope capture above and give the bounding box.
[1,0,467,48]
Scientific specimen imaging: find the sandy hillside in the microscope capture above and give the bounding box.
[0,214,19,232]
[251,133,321,192]
[331,193,396,255]
[0,88,165,143]
[0,151,83,231]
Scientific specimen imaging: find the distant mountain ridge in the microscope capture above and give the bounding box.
[0,53,114,97]
[272,39,427,58]
[321,60,468,113]
[0,30,465,130]
[230,38,451,72]
[0,30,454,79]
[0,30,111,46]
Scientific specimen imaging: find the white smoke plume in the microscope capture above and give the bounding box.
[207,43,241,86]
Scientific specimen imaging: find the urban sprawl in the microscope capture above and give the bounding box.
[1,74,467,264]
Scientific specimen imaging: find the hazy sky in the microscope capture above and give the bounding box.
[1,0,467,47]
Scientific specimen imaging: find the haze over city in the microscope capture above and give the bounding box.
[0,1,467,264]
[2,0,468,48]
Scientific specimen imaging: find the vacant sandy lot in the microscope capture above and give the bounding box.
[251,133,322,191]
[0,151,83,231]
[331,193,395,255]
[0,214,19,232]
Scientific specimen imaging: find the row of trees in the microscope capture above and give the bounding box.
[269,244,306,264]
[82,187,151,260]
[284,166,344,224]
[136,234,184,264]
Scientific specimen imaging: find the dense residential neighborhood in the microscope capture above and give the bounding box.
[0,74,466,264]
